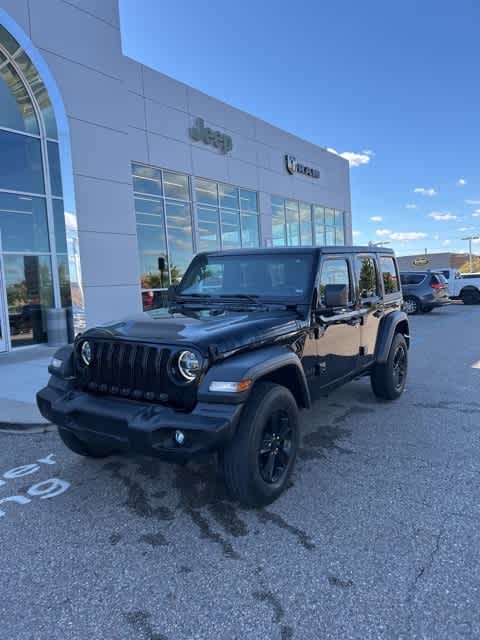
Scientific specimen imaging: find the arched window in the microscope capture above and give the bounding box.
[0,24,71,348]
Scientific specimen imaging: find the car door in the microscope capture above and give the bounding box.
[354,254,384,368]
[315,254,361,389]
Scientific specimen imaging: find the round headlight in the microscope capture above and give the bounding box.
[177,350,200,381]
[80,341,92,366]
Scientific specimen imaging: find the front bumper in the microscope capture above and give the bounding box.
[36,377,243,458]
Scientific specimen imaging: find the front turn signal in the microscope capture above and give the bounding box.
[209,379,253,393]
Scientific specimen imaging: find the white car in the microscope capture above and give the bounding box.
[452,273,480,305]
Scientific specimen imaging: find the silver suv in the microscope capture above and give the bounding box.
[400,271,449,314]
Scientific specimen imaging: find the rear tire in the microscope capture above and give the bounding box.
[461,290,480,305]
[403,296,420,314]
[58,427,115,458]
[222,382,299,507]
[371,333,408,401]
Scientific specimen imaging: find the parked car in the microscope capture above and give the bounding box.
[400,271,449,314]
[38,247,409,507]
[451,272,480,305]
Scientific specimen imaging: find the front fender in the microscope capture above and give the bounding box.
[375,311,410,363]
[198,345,311,408]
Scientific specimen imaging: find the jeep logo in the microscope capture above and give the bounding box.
[285,155,320,179]
[412,256,430,267]
[189,118,233,154]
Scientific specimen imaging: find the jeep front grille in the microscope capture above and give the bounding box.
[75,339,179,405]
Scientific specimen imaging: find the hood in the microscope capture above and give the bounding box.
[82,307,306,358]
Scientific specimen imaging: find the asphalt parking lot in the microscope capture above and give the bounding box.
[1,304,479,640]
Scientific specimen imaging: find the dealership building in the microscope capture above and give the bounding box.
[0,0,352,353]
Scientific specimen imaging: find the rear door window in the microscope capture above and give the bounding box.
[380,256,400,293]
[355,255,379,299]
[400,273,425,285]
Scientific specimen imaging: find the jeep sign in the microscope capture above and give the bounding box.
[189,118,233,154]
[412,256,430,267]
[285,155,320,179]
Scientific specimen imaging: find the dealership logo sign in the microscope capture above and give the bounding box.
[189,118,233,154]
[412,256,430,267]
[285,155,320,179]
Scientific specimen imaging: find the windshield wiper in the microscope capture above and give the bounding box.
[219,293,261,304]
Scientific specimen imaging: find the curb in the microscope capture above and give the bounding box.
[0,421,54,433]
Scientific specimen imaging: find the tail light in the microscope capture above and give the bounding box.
[431,282,443,289]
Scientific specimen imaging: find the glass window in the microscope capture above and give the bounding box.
[335,227,345,246]
[53,199,67,253]
[239,189,257,212]
[319,258,351,305]
[163,171,189,201]
[356,256,379,298]
[0,63,39,134]
[4,254,53,347]
[136,224,169,290]
[0,192,49,252]
[142,290,169,312]
[313,206,325,245]
[47,142,62,196]
[285,199,299,246]
[57,254,72,308]
[0,25,20,56]
[165,201,193,283]
[271,197,286,247]
[132,163,162,197]
[325,208,335,226]
[240,214,259,248]
[134,195,164,226]
[221,210,241,249]
[219,183,239,210]
[380,257,400,293]
[15,51,58,139]
[0,130,44,194]
[195,178,218,206]
[299,202,312,246]
[197,205,220,252]
[335,210,344,227]
[325,228,335,245]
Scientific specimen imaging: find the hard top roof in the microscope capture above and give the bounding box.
[197,246,395,257]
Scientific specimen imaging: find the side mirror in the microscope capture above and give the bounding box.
[167,284,177,301]
[324,284,348,308]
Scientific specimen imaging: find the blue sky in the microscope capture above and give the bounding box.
[119,0,480,257]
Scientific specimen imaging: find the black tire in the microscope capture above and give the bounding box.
[461,290,480,305]
[222,382,299,507]
[422,307,433,313]
[403,296,420,314]
[58,427,115,458]
[371,333,408,401]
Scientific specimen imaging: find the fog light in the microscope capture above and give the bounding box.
[175,430,185,445]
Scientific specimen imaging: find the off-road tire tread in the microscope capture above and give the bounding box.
[371,333,408,401]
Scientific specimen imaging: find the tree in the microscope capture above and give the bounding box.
[459,256,480,273]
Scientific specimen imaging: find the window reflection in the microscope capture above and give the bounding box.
[47,142,62,196]
[4,254,53,346]
[197,205,220,251]
[271,198,345,247]
[299,202,313,246]
[0,192,49,252]
[0,130,44,194]
[221,209,241,248]
[0,63,39,134]
[165,200,193,283]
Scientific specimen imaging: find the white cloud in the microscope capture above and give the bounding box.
[465,200,480,205]
[472,210,480,217]
[375,229,427,241]
[414,187,437,196]
[457,178,467,186]
[429,212,458,221]
[433,234,440,241]
[327,147,374,168]
[406,203,417,209]
[442,239,451,246]
[458,226,474,232]
[369,215,383,222]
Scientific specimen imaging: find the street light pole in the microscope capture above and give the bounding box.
[461,236,480,272]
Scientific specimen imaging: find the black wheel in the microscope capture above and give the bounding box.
[371,333,408,401]
[403,296,420,314]
[461,290,480,305]
[58,427,115,458]
[422,307,433,313]
[222,382,299,507]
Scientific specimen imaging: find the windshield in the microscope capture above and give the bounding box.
[178,253,314,300]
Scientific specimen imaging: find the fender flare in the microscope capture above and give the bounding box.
[198,344,311,408]
[375,311,410,364]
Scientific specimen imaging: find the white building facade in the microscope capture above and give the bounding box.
[0,0,351,352]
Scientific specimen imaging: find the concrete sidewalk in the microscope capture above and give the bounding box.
[0,345,56,427]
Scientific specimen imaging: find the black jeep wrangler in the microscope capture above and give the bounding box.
[37,247,409,506]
